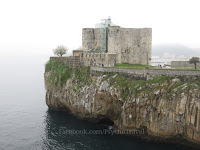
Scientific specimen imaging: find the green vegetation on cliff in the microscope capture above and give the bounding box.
[45,60,91,87]
[45,60,200,101]
[101,73,171,100]
[102,72,200,101]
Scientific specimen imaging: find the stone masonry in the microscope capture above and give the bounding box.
[90,67,200,82]
[52,18,152,68]
[82,26,152,65]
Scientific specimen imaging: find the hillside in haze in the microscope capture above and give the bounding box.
[152,44,200,58]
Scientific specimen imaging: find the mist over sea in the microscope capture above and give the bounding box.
[0,56,197,150]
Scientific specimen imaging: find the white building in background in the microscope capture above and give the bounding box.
[151,55,191,66]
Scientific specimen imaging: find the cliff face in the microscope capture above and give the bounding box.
[44,60,200,145]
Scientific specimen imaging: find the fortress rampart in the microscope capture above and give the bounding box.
[91,67,200,80]
[52,18,152,68]
[91,67,200,76]
[50,57,73,66]
[49,57,200,80]
[81,53,116,67]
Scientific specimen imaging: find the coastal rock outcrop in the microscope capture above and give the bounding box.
[44,61,200,145]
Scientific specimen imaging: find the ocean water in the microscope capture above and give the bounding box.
[0,56,197,150]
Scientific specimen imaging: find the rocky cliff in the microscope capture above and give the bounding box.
[44,60,200,146]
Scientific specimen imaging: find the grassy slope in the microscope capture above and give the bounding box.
[45,60,92,88]
[102,72,200,101]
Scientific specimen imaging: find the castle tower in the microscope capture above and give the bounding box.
[82,19,152,65]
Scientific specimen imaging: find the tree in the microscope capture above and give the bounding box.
[189,57,200,69]
[53,45,68,57]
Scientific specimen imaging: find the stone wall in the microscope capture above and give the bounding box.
[91,67,200,80]
[171,61,200,68]
[50,54,117,68]
[49,58,200,78]
[82,26,152,65]
[108,27,152,65]
[81,53,117,67]
[82,28,102,51]
[50,57,73,67]
[107,26,121,63]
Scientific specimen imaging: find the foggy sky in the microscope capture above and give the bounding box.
[0,0,200,56]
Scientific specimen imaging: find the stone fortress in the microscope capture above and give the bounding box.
[72,17,152,67]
